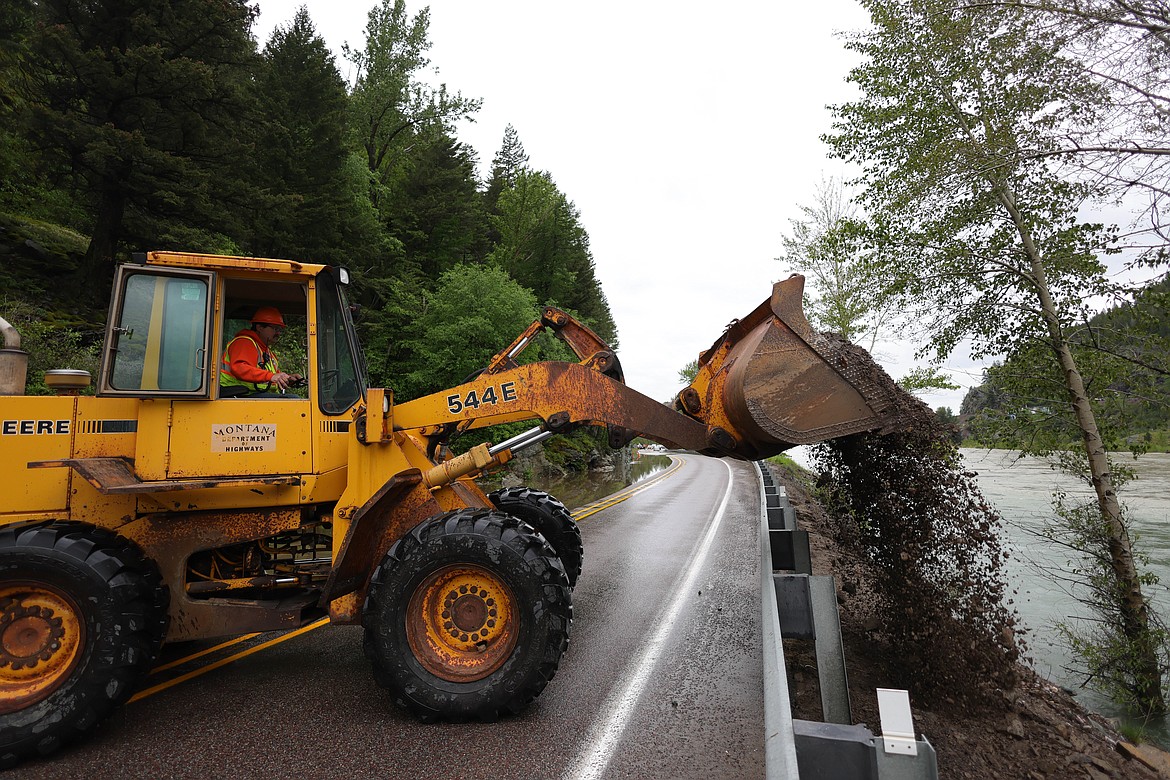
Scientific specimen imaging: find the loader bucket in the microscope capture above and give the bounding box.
[676,275,905,458]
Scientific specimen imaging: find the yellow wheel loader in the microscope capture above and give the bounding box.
[0,251,900,764]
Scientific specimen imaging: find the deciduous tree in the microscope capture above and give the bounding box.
[398,264,538,399]
[779,177,955,392]
[983,1,1170,261]
[778,177,890,350]
[827,0,1166,713]
[344,0,480,213]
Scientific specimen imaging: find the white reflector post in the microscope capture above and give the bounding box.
[877,688,918,756]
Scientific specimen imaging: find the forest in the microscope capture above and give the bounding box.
[960,276,1170,450]
[0,0,616,406]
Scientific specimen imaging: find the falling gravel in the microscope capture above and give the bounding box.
[809,349,1022,706]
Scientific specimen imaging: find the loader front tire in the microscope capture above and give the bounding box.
[363,509,572,722]
[488,487,583,587]
[0,522,167,767]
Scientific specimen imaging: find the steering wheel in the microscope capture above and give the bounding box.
[319,369,340,394]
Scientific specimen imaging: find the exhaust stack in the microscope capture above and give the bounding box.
[0,316,28,396]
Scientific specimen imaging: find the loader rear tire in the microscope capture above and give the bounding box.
[488,487,582,587]
[363,509,572,722]
[0,522,168,767]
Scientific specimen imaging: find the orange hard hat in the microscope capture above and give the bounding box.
[252,306,286,327]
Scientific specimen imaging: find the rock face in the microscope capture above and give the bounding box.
[496,440,630,489]
[769,460,1162,780]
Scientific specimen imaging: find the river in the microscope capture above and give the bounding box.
[790,445,1170,740]
[528,451,675,509]
[961,448,1170,740]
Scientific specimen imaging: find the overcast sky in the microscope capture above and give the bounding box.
[252,0,981,411]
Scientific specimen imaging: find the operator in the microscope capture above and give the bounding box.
[219,306,303,397]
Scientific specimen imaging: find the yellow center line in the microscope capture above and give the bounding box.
[130,456,685,704]
[148,632,262,675]
[129,617,329,704]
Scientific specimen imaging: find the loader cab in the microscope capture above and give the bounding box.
[97,253,367,481]
[99,256,365,407]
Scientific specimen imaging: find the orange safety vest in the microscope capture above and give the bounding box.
[220,331,280,393]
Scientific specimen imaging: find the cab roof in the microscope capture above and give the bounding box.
[137,251,328,278]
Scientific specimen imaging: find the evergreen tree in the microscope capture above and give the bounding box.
[21,0,261,290]
[0,1,31,115]
[383,132,489,278]
[489,169,617,344]
[483,123,529,221]
[0,0,37,213]
[249,8,379,264]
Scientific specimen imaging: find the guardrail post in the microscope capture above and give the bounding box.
[769,528,811,573]
[792,720,879,779]
[810,575,851,724]
[773,574,851,723]
[792,718,938,780]
[756,461,938,780]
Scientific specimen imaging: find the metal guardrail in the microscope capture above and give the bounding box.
[758,464,801,778]
[755,461,939,780]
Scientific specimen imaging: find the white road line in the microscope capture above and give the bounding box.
[563,458,736,780]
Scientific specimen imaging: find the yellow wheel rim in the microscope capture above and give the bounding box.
[406,564,518,683]
[0,582,86,715]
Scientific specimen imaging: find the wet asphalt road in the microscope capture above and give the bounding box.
[13,454,765,779]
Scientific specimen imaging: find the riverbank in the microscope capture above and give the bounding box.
[767,459,1168,779]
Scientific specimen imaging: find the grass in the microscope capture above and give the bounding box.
[766,451,817,490]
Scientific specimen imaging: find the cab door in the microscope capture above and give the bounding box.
[165,398,312,478]
[99,264,216,399]
[99,264,216,480]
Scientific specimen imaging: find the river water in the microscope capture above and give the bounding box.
[529,452,675,510]
[961,448,1170,737]
[790,445,1170,738]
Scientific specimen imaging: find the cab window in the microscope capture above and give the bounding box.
[316,271,363,414]
[219,280,308,399]
[100,267,215,397]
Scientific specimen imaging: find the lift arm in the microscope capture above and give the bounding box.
[388,275,905,463]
